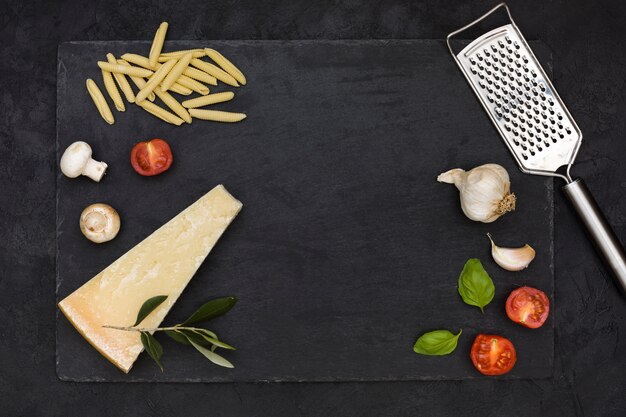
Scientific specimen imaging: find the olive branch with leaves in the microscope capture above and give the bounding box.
[103,295,237,371]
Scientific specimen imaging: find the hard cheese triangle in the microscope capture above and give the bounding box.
[58,185,242,373]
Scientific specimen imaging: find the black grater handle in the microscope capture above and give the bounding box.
[563,178,626,295]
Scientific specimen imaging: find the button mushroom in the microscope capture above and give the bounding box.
[80,203,121,243]
[60,141,108,182]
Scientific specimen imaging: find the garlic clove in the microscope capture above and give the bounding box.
[487,233,535,271]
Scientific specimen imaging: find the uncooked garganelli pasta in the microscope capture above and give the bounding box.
[154,88,192,124]
[137,100,184,125]
[188,109,246,123]
[86,79,114,125]
[86,22,248,125]
[149,22,168,68]
[101,69,125,112]
[107,54,135,103]
[182,92,234,109]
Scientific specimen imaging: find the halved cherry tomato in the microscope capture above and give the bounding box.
[505,286,550,329]
[130,139,173,176]
[470,334,516,376]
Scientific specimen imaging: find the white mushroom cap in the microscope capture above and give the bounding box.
[80,203,121,243]
[60,141,108,182]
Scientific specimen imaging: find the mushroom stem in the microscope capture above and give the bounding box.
[83,159,108,182]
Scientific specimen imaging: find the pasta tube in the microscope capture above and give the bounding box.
[136,58,177,103]
[149,22,168,69]
[137,100,184,125]
[107,54,135,103]
[182,92,234,109]
[117,59,155,101]
[154,88,192,123]
[86,79,114,125]
[204,48,246,85]
[190,59,239,87]
[169,83,193,95]
[97,61,153,78]
[120,53,152,69]
[160,49,205,58]
[183,66,218,86]
[175,75,209,95]
[101,69,125,112]
[161,52,193,91]
[188,109,246,123]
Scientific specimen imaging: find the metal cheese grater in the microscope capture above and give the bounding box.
[447,2,626,294]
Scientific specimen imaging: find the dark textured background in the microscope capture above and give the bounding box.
[56,40,555,382]
[1,0,625,415]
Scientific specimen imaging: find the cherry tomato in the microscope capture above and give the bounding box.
[505,286,550,329]
[470,334,517,376]
[130,139,173,176]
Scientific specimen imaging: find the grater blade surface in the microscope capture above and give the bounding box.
[453,23,582,177]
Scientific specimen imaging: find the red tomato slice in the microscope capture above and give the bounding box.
[470,334,517,376]
[505,286,550,329]
[130,139,173,176]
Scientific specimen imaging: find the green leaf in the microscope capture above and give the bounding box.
[165,329,211,346]
[413,329,462,355]
[191,329,236,350]
[187,338,234,368]
[457,258,495,312]
[133,295,168,327]
[140,332,164,371]
[181,297,237,326]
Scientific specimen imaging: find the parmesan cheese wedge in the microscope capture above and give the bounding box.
[58,185,242,373]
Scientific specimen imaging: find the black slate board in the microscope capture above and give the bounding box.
[56,40,554,382]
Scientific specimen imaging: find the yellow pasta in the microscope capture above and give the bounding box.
[86,79,114,125]
[120,53,152,69]
[175,75,209,95]
[182,66,218,85]
[149,22,168,69]
[137,100,184,125]
[97,61,154,78]
[161,53,193,91]
[154,88,192,123]
[118,59,154,101]
[182,92,234,109]
[160,49,204,57]
[190,58,239,87]
[107,54,135,103]
[117,59,155,101]
[136,58,177,103]
[157,51,204,63]
[188,108,246,123]
[169,83,193,95]
[204,48,246,85]
[101,69,125,112]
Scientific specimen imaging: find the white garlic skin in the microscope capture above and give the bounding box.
[487,233,536,271]
[437,163,515,223]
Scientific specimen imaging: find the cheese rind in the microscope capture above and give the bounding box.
[58,185,242,373]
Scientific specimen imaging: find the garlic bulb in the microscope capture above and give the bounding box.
[487,233,535,271]
[437,163,516,223]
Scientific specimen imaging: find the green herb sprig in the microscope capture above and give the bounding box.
[103,295,238,371]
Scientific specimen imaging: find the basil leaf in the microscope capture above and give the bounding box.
[187,338,234,368]
[181,296,237,326]
[413,329,462,355]
[140,331,164,371]
[133,295,168,327]
[457,258,495,312]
